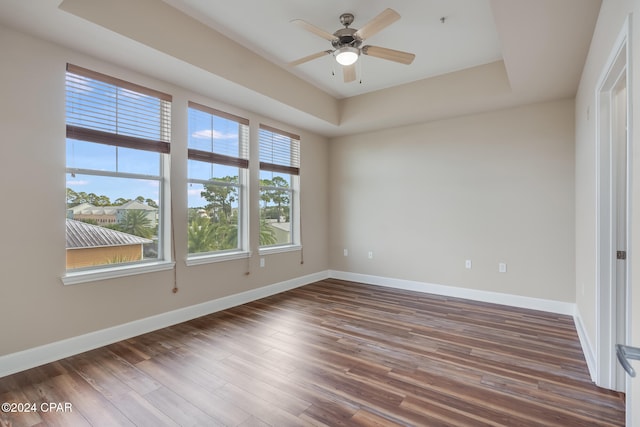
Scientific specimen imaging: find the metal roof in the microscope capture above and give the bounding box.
[66,219,152,249]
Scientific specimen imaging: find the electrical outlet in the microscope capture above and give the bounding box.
[465,260,472,269]
[344,249,348,257]
[498,262,507,273]
[260,257,265,268]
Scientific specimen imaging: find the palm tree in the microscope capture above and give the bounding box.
[259,220,278,246]
[118,209,153,238]
[188,215,216,253]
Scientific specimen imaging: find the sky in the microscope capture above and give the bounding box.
[66,71,286,210]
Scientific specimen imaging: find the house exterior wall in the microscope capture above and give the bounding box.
[66,245,144,269]
[71,214,117,226]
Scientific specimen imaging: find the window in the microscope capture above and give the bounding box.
[259,124,300,249]
[187,102,249,258]
[65,64,171,272]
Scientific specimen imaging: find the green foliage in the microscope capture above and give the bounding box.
[187,208,239,254]
[188,215,217,253]
[200,176,238,219]
[259,220,277,246]
[115,209,154,238]
[66,188,111,206]
[106,254,134,264]
[260,177,290,223]
[66,188,157,208]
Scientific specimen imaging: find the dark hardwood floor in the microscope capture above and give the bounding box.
[0,279,625,426]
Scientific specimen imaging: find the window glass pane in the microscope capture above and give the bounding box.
[67,139,116,172]
[258,127,299,170]
[188,159,239,181]
[67,139,161,175]
[117,146,161,175]
[66,73,169,142]
[66,173,160,269]
[187,182,240,254]
[66,66,170,273]
[259,170,291,186]
[188,108,242,157]
[259,187,292,246]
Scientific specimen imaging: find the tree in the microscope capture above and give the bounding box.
[201,176,238,220]
[66,189,112,207]
[259,220,277,246]
[260,177,290,222]
[188,215,217,253]
[117,209,153,238]
[66,188,78,206]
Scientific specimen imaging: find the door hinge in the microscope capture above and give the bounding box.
[617,250,627,260]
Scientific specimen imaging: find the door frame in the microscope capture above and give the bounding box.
[595,15,632,393]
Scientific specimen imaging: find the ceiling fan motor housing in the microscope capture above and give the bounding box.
[332,27,362,49]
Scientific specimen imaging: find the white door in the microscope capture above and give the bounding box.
[613,71,628,390]
[596,17,631,394]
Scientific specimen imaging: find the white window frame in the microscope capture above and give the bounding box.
[186,102,250,265]
[62,64,174,285]
[258,124,301,254]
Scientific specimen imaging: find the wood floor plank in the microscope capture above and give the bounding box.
[0,279,625,426]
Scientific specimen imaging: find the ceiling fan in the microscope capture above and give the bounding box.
[289,8,416,83]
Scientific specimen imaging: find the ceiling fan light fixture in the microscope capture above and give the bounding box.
[334,46,359,66]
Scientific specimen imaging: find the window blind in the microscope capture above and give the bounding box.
[187,101,249,169]
[66,64,171,154]
[259,124,300,175]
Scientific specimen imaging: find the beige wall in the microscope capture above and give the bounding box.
[0,24,329,356]
[329,99,576,302]
[574,0,640,420]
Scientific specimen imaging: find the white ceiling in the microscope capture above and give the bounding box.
[162,0,504,99]
[0,0,601,137]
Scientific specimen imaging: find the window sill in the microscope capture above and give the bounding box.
[259,244,302,256]
[186,250,251,266]
[62,261,175,286]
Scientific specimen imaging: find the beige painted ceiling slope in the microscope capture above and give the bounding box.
[0,0,600,137]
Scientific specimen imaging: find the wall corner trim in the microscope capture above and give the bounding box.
[0,270,329,378]
[574,307,597,382]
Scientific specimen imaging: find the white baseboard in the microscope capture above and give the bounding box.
[0,270,328,378]
[2,269,593,382]
[328,271,601,380]
[329,270,576,315]
[574,307,597,382]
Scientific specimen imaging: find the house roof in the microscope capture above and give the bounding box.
[68,203,117,216]
[66,219,152,249]
[67,201,157,216]
[117,200,157,211]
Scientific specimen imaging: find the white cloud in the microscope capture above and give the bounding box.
[66,180,90,186]
[191,129,238,140]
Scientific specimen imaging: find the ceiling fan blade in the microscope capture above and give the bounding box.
[354,8,400,40]
[362,45,415,65]
[289,50,332,67]
[343,64,356,83]
[291,19,337,41]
